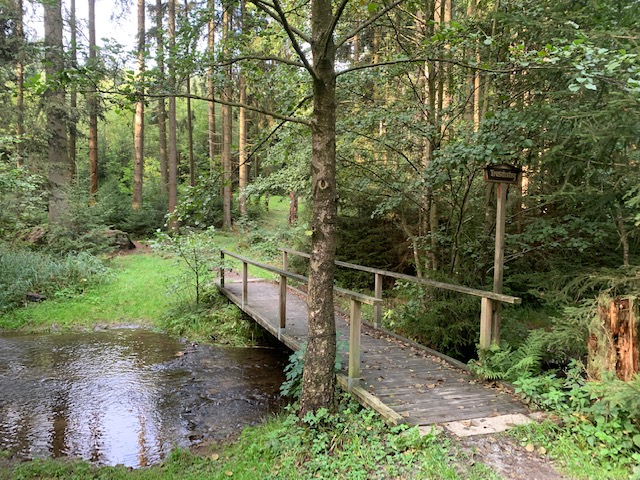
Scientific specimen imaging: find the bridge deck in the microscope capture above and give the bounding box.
[218,275,527,427]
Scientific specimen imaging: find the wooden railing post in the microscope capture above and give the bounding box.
[282,250,288,272]
[480,297,492,350]
[348,298,362,391]
[279,275,287,335]
[242,261,248,308]
[373,273,383,328]
[219,250,225,288]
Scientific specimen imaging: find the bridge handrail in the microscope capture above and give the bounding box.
[279,248,521,305]
[220,249,381,306]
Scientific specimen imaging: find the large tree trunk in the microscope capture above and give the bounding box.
[132,0,146,210]
[88,0,98,203]
[16,0,24,168]
[221,4,233,228]
[156,0,168,195]
[167,0,178,229]
[238,0,248,216]
[207,0,217,174]
[44,0,70,224]
[299,0,338,416]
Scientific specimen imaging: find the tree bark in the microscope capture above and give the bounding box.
[68,0,77,177]
[88,0,99,203]
[156,0,168,194]
[207,0,217,174]
[299,0,338,416]
[221,4,233,228]
[15,0,24,168]
[167,0,178,229]
[44,0,70,224]
[132,0,146,210]
[184,0,195,188]
[238,0,248,217]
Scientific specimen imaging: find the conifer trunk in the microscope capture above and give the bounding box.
[132,0,146,210]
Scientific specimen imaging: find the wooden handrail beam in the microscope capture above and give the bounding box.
[220,250,381,306]
[279,247,521,305]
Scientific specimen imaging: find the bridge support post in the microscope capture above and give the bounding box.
[279,275,287,335]
[282,251,288,272]
[219,250,225,287]
[242,261,248,308]
[373,273,382,328]
[348,298,362,391]
[480,297,492,350]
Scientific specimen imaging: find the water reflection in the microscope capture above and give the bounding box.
[0,329,286,467]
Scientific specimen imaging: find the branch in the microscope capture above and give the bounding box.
[97,88,312,126]
[214,54,306,69]
[251,0,317,79]
[336,57,529,77]
[244,95,313,166]
[323,0,349,58]
[336,0,406,50]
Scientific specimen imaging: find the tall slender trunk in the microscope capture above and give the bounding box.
[44,0,70,224]
[300,0,338,416]
[16,0,24,168]
[221,4,233,228]
[238,0,248,216]
[184,0,195,187]
[132,0,145,210]
[68,0,77,177]
[156,0,168,194]
[207,0,217,173]
[167,0,178,229]
[88,0,98,203]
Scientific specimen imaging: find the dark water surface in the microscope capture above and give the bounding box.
[0,328,287,467]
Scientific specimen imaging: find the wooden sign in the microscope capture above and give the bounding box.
[484,164,521,184]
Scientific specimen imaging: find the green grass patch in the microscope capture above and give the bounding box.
[1,255,185,331]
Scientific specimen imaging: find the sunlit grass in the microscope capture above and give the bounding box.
[2,255,186,331]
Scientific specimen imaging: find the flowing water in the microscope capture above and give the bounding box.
[0,328,287,467]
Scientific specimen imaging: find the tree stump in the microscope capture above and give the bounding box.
[588,297,638,381]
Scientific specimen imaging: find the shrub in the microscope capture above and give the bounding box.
[0,244,110,313]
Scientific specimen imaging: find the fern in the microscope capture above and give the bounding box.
[469,330,548,382]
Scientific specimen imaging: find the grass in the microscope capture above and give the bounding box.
[1,254,185,331]
[509,421,635,480]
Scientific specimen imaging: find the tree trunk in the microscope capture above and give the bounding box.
[184,0,195,188]
[588,297,638,381]
[156,0,168,194]
[167,0,178,229]
[299,0,338,416]
[288,191,298,224]
[238,0,248,217]
[44,0,70,224]
[68,0,77,178]
[132,0,146,210]
[207,0,217,174]
[16,0,24,168]
[88,0,98,203]
[221,5,233,229]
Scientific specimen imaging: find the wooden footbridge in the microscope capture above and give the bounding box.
[217,249,529,429]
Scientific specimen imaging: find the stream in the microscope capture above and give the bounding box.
[0,327,287,467]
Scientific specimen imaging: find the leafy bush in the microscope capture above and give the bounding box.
[0,244,110,313]
[0,161,47,239]
[393,282,480,361]
[513,362,640,473]
[151,227,221,304]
